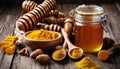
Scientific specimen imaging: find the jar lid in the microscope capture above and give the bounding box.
[75,5,104,15]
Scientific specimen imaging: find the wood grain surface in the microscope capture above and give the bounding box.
[0,1,120,69]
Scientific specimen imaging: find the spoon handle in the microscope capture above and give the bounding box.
[62,41,67,49]
[61,28,75,49]
[108,42,120,52]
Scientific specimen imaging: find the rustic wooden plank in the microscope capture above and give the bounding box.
[0,5,24,69]
[112,0,120,65]
[102,2,120,69]
[102,3,120,42]
[12,55,47,69]
[64,59,76,69]
[104,19,114,39]
[49,61,64,69]
[88,54,117,69]
[116,0,120,12]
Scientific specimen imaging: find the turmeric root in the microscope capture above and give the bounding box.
[5,45,16,55]
[5,36,18,39]
[1,45,11,53]
[0,36,18,55]
[0,36,18,47]
[19,48,29,56]
[42,16,66,25]
[0,42,13,47]
[4,36,18,43]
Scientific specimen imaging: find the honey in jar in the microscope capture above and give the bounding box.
[70,5,106,53]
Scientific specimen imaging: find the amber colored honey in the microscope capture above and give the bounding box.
[75,22,103,53]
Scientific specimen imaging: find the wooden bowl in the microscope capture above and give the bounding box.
[22,31,62,50]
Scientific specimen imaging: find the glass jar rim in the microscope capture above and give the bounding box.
[75,5,104,15]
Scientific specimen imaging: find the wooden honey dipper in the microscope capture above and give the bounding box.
[98,42,120,61]
[16,0,56,32]
[37,18,73,32]
[36,23,62,32]
[22,0,38,11]
[22,0,66,25]
[22,0,65,18]
[22,0,55,11]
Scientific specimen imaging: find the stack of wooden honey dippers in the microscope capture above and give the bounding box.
[15,0,68,38]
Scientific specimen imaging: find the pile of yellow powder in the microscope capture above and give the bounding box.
[70,48,83,59]
[52,50,65,60]
[75,57,100,69]
[26,29,58,40]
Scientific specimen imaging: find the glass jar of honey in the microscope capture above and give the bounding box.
[70,5,107,53]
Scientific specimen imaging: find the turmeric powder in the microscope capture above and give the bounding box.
[26,29,58,40]
[52,50,65,60]
[75,57,100,69]
[97,50,109,61]
[70,48,83,59]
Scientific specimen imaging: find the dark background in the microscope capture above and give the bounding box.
[0,0,117,6]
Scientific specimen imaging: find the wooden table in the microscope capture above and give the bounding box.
[0,1,120,69]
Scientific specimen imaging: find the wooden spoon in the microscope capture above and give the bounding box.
[52,41,67,61]
[98,42,120,61]
[52,18,74,61]
[61,29,83,59]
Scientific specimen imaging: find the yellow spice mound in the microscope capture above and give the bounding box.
[98,50,109,61]
[70,48,83,59]
[75,57,100,69]
[52,50,65,60]
[26,29,58,40]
